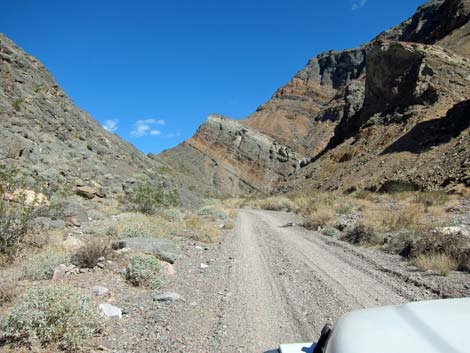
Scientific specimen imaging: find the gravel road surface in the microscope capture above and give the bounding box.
[158,210,436,353]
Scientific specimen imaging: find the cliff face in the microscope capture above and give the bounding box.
[159,115,308,196]
[296,41,470,192]
[0,34,170,197]
[160,0,470,196]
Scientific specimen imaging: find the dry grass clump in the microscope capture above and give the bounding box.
[72,238,111,268]
[360,203,424,234]
[185,216,221,242]
[383,204,424,231]
[257,196,295,212]
[410,229,465,260]
[0,273,18,306]
[342,223,383,247]
[105,213,185,239]
[302,208,335,230]
[292,192,337,215]
[412,253,458,276]
[414,191,450,207]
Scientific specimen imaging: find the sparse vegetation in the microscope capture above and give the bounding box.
[11,97,23,111]
[342,223,383,246]
[409,228,465,265]
[0,166,38,257]
[185,215,221,242]
[21,249,70,280]
[302,208,335,230]
[414,191,449,207]
[125,180,178,214]
[125,254,162,289]
[104,212,186,239]
[257,196,295,211]
[72,239,110,268]
[322,226,340,237]
[2,285,103,351]
[412,253,458,276]
[0,273,18,306]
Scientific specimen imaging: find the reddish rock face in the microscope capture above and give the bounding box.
[159,0,470,196]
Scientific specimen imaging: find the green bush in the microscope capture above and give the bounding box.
[21,250,70,280]
[2,285,103,351]
[322,227,340,237]
[0,166,38,256]
[125,180,178,214]
[125,254,162,289]
[11,97,23,111]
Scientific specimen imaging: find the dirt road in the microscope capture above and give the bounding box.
[154,210,436,353]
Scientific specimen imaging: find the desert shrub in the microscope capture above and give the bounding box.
[412,253,458,276]
[185,216,221,242]
[342,223,383,246]
[322,227,340,237]
[21,249,70,280]
[72,239,110,268]
[302,208,335,230]
[382,204,424,231]
[414,191,449,207]
[11,97,23,111]
[125,254,162,289]
[385,230,416,256]
[336,202,353,215]
[293,192,337,215]
[223,221,235,230]
[0,166,38,256]
[0,273,18,306]
[198,205,228,220]
[2,285,103,351]
[353,190,375,201]
[105,213,185,239]
[125,180,178,214]
[409,229,466,268]
[258,196,295,211]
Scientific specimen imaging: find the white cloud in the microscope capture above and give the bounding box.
[351,0,367,10]
[103,119,119,132]
[130,119,165,137]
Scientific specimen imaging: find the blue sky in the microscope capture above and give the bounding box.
[2,0,426,154]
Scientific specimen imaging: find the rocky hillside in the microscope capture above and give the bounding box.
[0,33,173,198]
[159,114,309,196]
[159,0,470,196]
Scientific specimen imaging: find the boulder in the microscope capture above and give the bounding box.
[76,186,97,199]
[99,303,122,320]
[52,264,77,280]
[61,235,84,251]
[58,201,89,223]
[113,237,180,264]
[91,286,110,297]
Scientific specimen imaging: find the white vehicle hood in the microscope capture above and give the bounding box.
[325,298,470,353]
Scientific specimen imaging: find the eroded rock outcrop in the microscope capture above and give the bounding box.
[160,0,470,196]
[160,115,308,196]
[0,33,174,197]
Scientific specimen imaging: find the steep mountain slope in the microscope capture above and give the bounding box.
[159,0,470,196]
[159,114,308,196]
[0,34,169,197]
